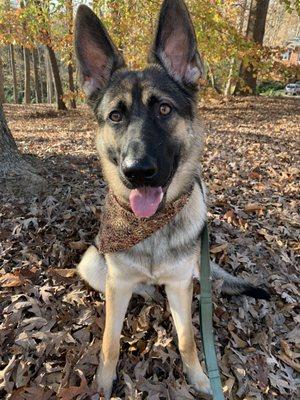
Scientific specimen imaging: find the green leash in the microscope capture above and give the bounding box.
[200,222,225,400]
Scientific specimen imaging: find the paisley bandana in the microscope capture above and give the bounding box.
[96,187,193,254]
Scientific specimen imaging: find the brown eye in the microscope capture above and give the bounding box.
[109,110,122,122]
[159,103,172,116]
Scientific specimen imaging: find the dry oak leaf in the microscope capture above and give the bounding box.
[277,353,300,373]
[210,243,228,254]
[69,240,88,250]
[58,369,93,400]
[244,203,265,213]
[48,268,77,278]
[0,273,25,287]
[10,386,53,400]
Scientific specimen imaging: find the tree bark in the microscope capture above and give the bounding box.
[38,47,46,102]
[224,58,236,96]
[66,0,76,109]
[0,103,46,196]
[225,0,248,96]
[23,47,31,104]
[68,62,76,109]
[45,48,53,103]
[9,45,18,103]
[32,48,42,103]
[33,0,67,110]
[47,46,67,111]
[0,52,5,103]
[235,0,270,95]
[0,105,21,165]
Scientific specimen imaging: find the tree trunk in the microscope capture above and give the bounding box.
[0,53,5,103]
[224,58,236,96]
[32,0,67,110]
[66,0,76,109]
[45,48,53,103]
[225,0,248,96]
[32,48,42,103]
[10,45,18,103]
[47,46,67,111]
[24,47,31,104]
[68,62,76,109]
[38,47,46,102]
[0,103,46,196]
[207,62,222,94]
[235,0,270,95]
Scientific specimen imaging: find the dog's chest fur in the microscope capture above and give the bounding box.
[106,182,206,285]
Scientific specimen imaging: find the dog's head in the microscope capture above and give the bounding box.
[75,0,204,218]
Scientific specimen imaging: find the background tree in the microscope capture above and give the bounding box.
[235,0,270,94]
[0,51,5,103]
[23,47,31,103]
[45,48,53,103]
[65,0,76,109]
[32,47,42,103]
[20,0,31,104]
[31,0,67,110]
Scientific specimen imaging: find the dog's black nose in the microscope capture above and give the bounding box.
[122,156,158,184]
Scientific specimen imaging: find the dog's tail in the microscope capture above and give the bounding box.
[211,262,270,300]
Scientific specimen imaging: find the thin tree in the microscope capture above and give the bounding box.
[23,47,31,103]
[224,0,248,96]
[66,0,76,109]
[47,46,67,110]
[45,47,53,103]
[20,0,31,104]
[0,52,5,103]
[37,47,46,101]
[9,46,18,103]
[33,0,67,110]
[32,48,42,103]
[235,0,270,94]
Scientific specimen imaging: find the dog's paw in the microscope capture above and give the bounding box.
[95,362,117,400]
[187,370,212,395]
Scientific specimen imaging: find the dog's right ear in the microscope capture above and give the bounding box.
[74,5,125,98]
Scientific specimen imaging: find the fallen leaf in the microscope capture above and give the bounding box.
[0,273,25,287]
[48,269,77,278]
[244,203,264,212]
[210,243,228,254]
[58,370,93,399]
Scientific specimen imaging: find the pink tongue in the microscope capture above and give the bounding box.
[129,187,163,218]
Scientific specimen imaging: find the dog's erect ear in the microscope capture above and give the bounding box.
[74,5,125,97]
[149,0,203,87]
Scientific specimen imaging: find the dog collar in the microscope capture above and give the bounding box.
[95,186,193,254]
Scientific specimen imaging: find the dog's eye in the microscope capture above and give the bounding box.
[109,110,122,122]
[159,103,172,116]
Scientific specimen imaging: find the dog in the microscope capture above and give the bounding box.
[74,1,269,397]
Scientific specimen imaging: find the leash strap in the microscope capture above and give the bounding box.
[200,222,225,400]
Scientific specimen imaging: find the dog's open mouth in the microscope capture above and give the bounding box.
[129,187,164,218]
[127,155,179,218]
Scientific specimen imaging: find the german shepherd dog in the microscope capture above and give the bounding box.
[75,0,269,397]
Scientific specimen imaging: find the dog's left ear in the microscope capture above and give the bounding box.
[149,0,204,87]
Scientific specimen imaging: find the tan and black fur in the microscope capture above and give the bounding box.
[75,1,269,398]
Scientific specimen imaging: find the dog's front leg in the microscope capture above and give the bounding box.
[96,275,134,399]
[165,281,211,395]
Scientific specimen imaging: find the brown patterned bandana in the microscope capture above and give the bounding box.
[96,187,193,254]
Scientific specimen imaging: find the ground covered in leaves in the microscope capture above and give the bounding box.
[0,97,299,400]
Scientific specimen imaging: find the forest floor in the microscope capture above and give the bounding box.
[0,96,299,400]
